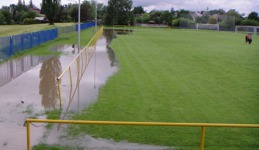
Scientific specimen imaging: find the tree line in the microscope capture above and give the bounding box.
[0,0,258,27]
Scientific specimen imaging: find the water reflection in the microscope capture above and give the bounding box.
[0,55,50,87]
[59,29,123,117]
[39,56,62,109]
[103,30,118,67]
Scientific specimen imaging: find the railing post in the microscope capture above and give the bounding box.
[9,36,13,56]
[30,33,33,48]
[69,67,73,88]
[200,126,206,150]
[26,119,31,150]
[57,78,62,109]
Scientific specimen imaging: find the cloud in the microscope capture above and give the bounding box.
[131,0,259,15]
[1,0,258,16]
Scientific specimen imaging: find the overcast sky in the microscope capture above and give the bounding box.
[1,0,259,16]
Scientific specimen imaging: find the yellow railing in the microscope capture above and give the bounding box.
[26,119,259,150]
[57,26,103,109]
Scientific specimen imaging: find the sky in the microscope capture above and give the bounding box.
[1,0,259,16]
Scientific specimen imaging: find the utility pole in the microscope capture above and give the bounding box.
[95,0,97,31]
[78,0,81,53]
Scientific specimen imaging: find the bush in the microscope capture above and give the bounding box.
[172,18,195,28]
[22,18,37,25]
[241,19,259,26]
[0,12,5,25]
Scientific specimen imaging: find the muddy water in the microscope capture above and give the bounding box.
[0,45,78,149]
[0,30,170,150]
[0,30,119,149]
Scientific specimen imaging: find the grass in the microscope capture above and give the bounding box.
[68,28,259,149]
[0,26,97,62]
[32,144,83,150]
[0,23,75,37]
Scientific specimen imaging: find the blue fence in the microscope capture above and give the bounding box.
[76,22,95,31]
[0,28,58,60]
[0,22,95,61]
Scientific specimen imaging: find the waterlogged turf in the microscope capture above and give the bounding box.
[70,28,259,149]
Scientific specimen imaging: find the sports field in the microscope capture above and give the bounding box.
[69,28,259,149]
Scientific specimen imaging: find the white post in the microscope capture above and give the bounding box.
[78,0,81,53]
[95,0,97,31]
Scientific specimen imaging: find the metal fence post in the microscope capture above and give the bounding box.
[26,120,31,150]
[30,33,32,48]
[200,126,206,150]
[9,36,13,56]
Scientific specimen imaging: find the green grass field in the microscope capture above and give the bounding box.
[69,29,259,149]
[0,23,75,37]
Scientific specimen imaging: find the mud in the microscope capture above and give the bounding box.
[0,30,172,150]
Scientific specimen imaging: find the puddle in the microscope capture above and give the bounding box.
[0,45,77,149]
[0,29,170,150]
[0,30,119,149]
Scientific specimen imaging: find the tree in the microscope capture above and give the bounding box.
[133,6,145,15]
[42,0,61,25]
[208,16,217,24]
[248,11,259,22]
[97,3,107,22]
[0,12,5,24]
[1,10,12,24]
[177,9,192,19]
[69,1,93,23]
[241,19,259,26]
[170,7,176,17]
[226,9,242,25]
[105,0,133,25]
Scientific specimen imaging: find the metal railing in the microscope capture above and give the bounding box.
[57,26,103,108]
[25,118,259,150]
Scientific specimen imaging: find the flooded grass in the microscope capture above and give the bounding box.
[32,144,83,150]
[0,27,100,149]
[68,28,259,149]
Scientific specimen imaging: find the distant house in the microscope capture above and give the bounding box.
[30,6,41,15]
[34,15,48,23]
[190,11,203,21]
[211,14,224,21]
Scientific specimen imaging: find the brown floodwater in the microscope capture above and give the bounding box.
[0,30,170,150]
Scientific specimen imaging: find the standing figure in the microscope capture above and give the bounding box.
[245,34,252,44]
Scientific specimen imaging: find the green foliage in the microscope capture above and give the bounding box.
[177,9,192,19]
[241,19,259,26]
[247,11,259,21]
[173,18,195,27]
[149,10,173,25]
[135,13,150,24]
[0,12,5,24]
[22,18,37,24]
[133,6,145,15]
[105,0,133,25]
[32,144,83,150]
[219,15,235,30]
[68,28,259,149]
[55,6,71,22]
[69,1,94,23]
[0,9,12,24]
[195,14,210,24]
[42,0,61,25]
[208,16,217,24]
[97,3,107,21]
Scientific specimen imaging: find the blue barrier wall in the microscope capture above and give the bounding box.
[0,22,95,61]
[76,22,95,31]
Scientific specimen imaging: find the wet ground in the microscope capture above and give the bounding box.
[0,30,171,150]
